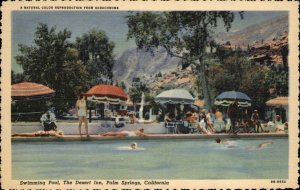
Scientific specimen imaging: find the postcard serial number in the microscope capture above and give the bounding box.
[271,180,286,183]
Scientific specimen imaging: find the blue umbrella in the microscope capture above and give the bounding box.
[214,91,251,107]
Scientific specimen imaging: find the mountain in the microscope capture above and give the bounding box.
[113,47,181,85]
[215,15,288,48]
[113,15,289,85]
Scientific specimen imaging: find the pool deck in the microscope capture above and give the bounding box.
[12,132,288,142]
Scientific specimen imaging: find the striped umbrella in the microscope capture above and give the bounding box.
[84,85,128,104]
[12,82,55,101]
[155,89,195,104]
[214,91,251,107]
[266,97,288,106]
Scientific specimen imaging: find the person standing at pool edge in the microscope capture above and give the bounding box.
[227,99,240,134]
[76,94,89,137]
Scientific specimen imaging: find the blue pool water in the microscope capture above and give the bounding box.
[12,138,288,179]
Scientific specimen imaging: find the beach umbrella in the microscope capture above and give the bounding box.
[155,89,195,104]
[266,97,289,121]
[266,97,288,106]
[214,91,251,107]
[11,82,55,101]
[84,84,128,104]
[155,89,195,119]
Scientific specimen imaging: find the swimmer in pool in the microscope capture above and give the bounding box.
[131,142,137,150]
[258,141,273,149]
[215,138,232,144]
[100,128,147,137]
[215,138,238,148]
[116,142,144,151]
[216,139,274,150]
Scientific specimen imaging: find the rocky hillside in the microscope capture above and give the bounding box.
[215,15,288,48]
[113,47,181,85]
[113,15,289,88]
[248,32,288,67]
[143,64,198,96]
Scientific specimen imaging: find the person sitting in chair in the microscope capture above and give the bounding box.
[40,110,57,131]
[275,122,288,133]
[164,113,172,122]
[129,113,138,124]
[198,113,209,134]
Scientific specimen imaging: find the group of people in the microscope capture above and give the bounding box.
[164,109,216,134]
[267,115,289,133]
[13,95,89,138]
[227,100,264,134]
[164,99,288,135]
[12,96,288,138]
[76,95,148,137]
[227,100,288,134]
[12,94,148,138]
[12,110,64,137]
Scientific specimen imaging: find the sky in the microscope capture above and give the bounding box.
[12,11,288,73]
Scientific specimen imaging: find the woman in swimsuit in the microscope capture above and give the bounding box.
[76,95,89,137]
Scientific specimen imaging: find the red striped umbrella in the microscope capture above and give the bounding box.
[84,85,128,104]
[266,97,288,106]
[12,82,55,100]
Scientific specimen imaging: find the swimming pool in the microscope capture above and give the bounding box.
[12,138,288,179]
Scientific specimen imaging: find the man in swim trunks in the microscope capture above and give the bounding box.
[251,110,264,133]
[101,128,147,137]
[76,95,89,137]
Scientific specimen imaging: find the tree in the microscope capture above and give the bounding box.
[206,53,251,101]
[240,65,272,108]
[208,39,217,53]
[279,45,288,71]
[76,29,115,86]
[128,81,149,104]
[11,71,27,84]
[126,11,243,109]
[207,49,274,109]
[120,81,127,91]
[15,23,89,114]
[265,70,288,97]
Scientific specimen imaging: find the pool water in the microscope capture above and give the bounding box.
[12,138,288,179]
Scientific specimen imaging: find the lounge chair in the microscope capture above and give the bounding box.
[175,121,190,134]
[165,122,177,134]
